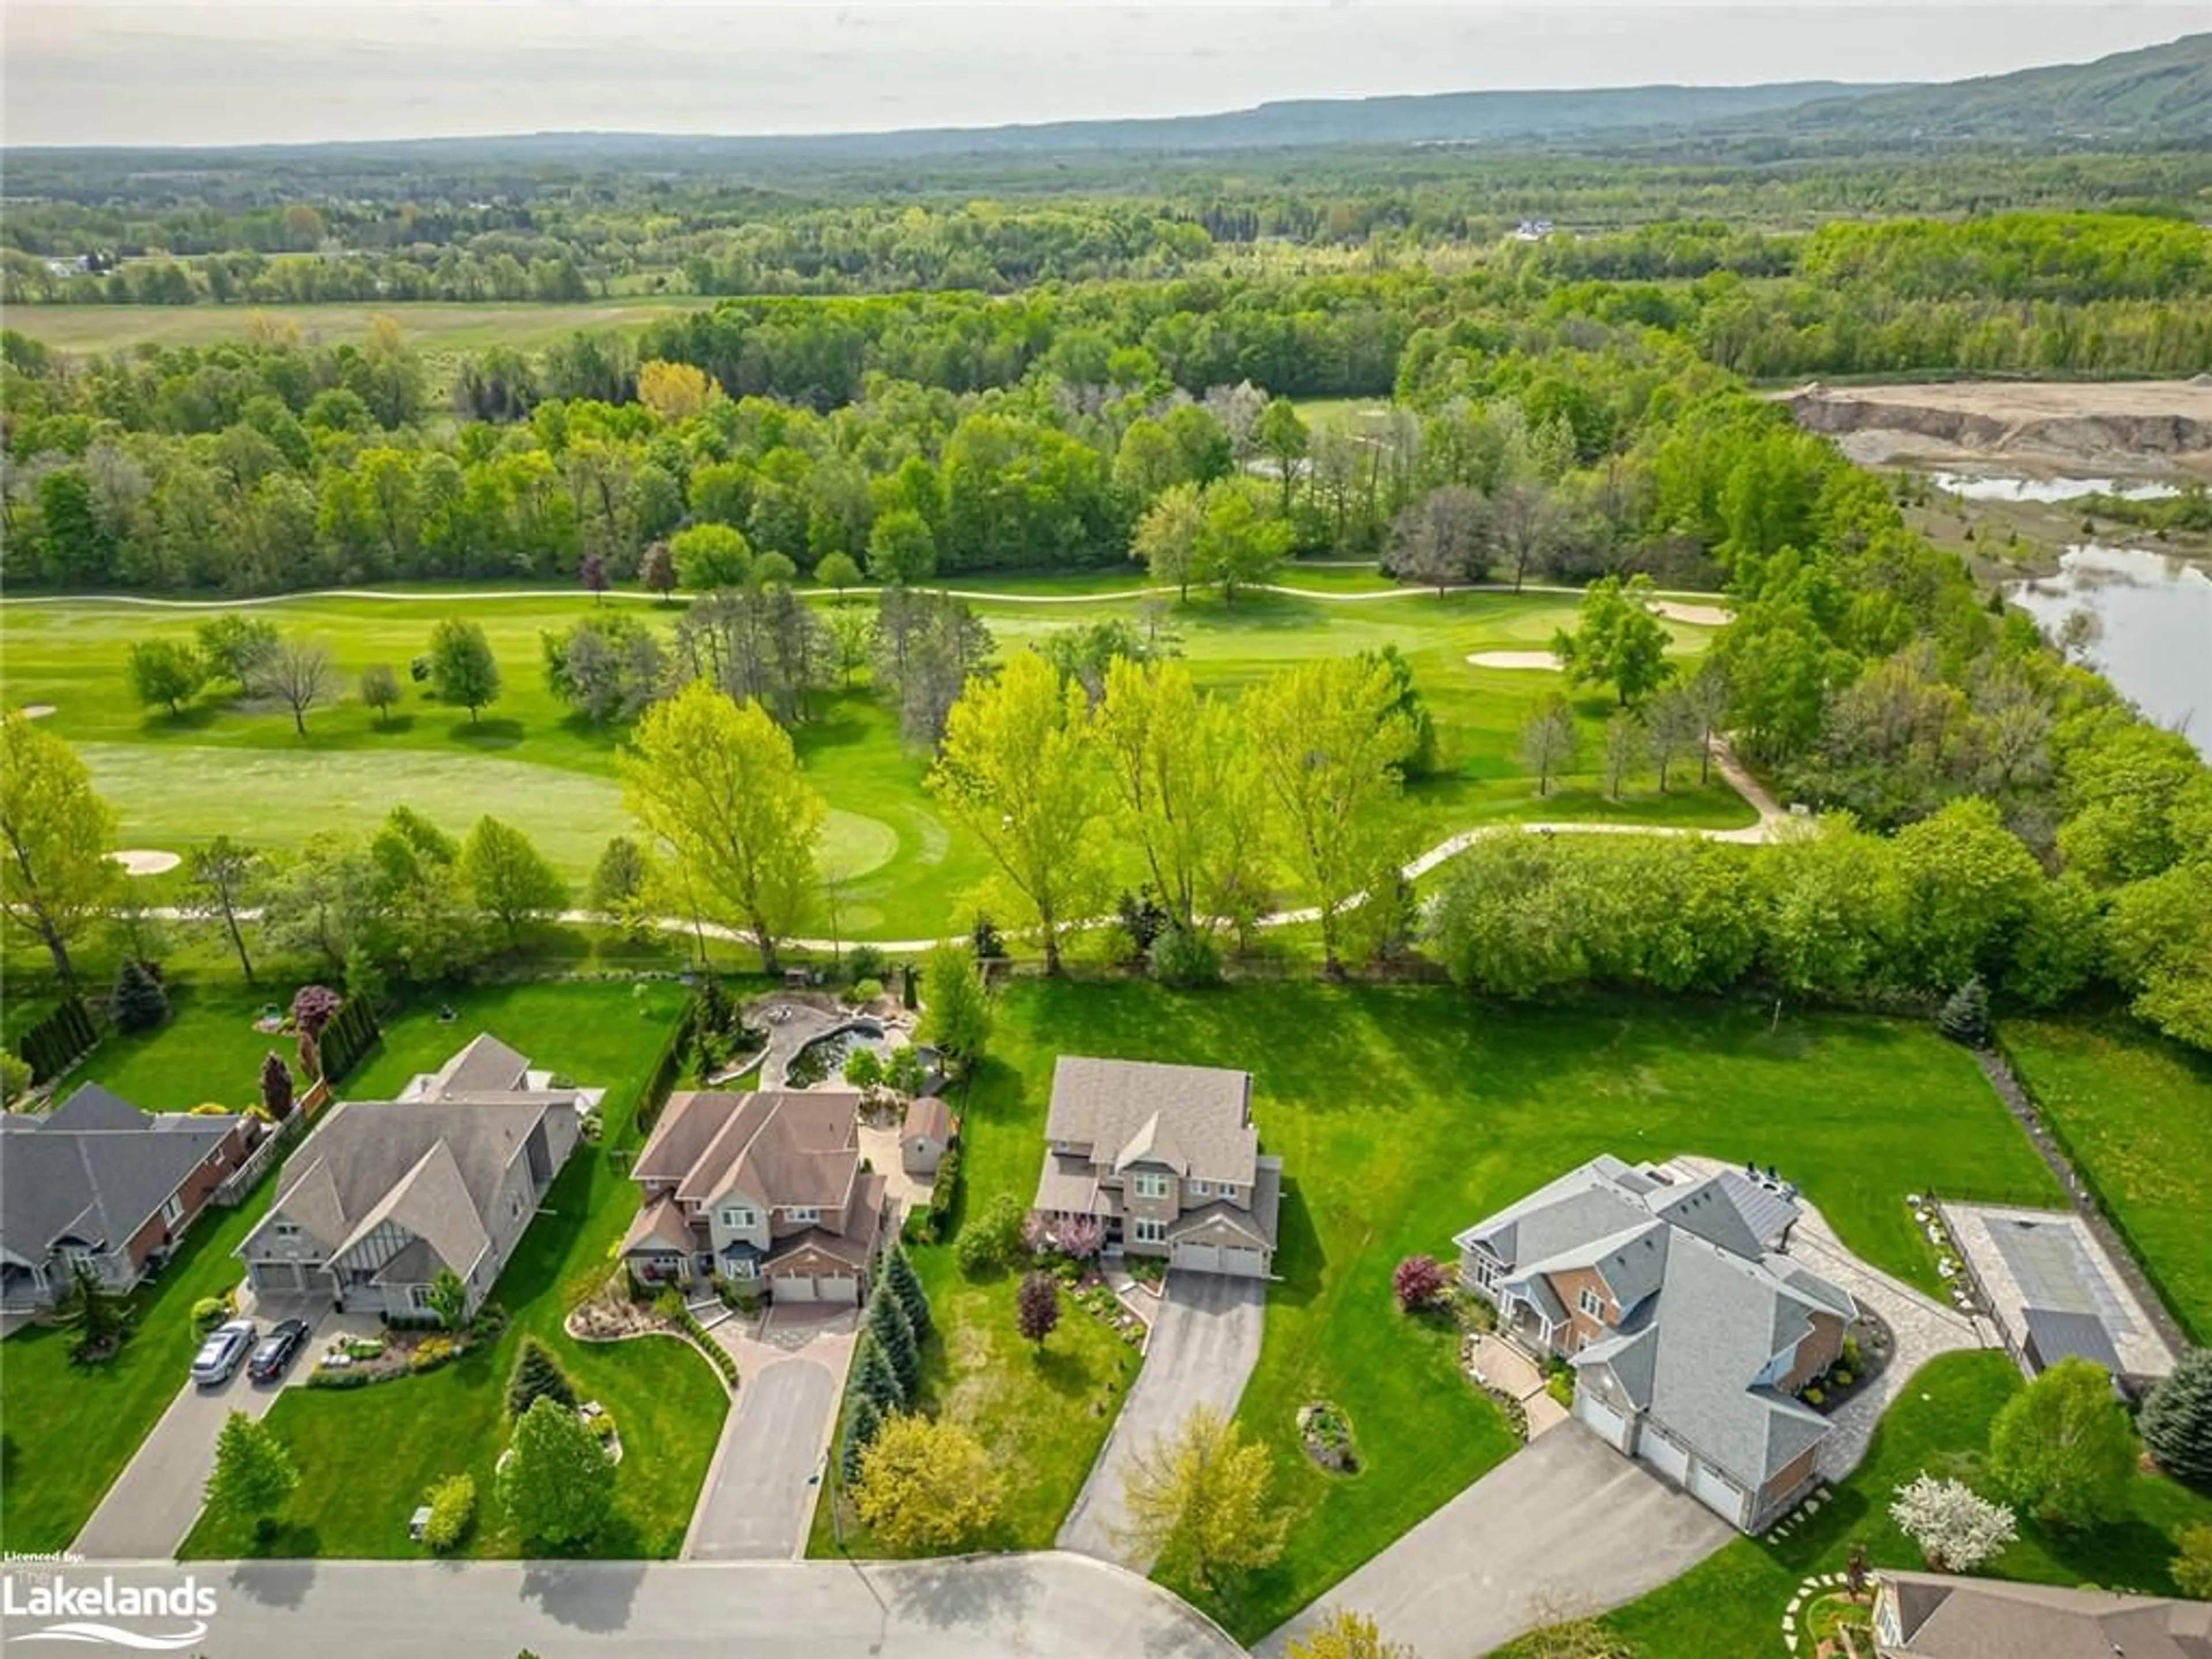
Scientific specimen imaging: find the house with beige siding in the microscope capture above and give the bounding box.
[620,1089,886,1305]
[1454,1155,1854,1533]
[1032,1056,1282,1278]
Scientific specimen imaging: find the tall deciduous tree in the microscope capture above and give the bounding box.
[1518,692,1580,800]
[1644,683,1703,793]
[930,652,1111,975]
[1244,658,1415,975]
[127,638,207,715]
[1601,711,1647,800]
[1254,397,1308,517]
[460,816,570,946]
[185,835,259,982]
[1116,1404,1287,1589]
[358,663,402,727]
[499,1395,613,1546]
[1988,1356,2138,1525]
[853,1413,1003,1551]
[866,508,937,588]
[427,619,501,724]
[814,551,862,599]
[1555,575,1672,707]
[1093,658,1266,935]
[206,1411,299,1539]
[268,638,334,736]
[1387,485,1490,595]
[916,944,993,1078]
[1194,481,1291,606]
[620,680,823,972]
[1132,482,1206,603]
[0,717,120,988]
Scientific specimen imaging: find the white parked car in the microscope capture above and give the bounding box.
[191,1318,258,1387]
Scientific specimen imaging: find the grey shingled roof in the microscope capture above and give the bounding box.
[1878,1570,2211,1659]
[430,1033,531,1097]
[1453,1154,1651,1268]
[1,1087,244,1258]
[1650,1176,1767,1259]
[1046,1057,1257,1187]
[631,1089,864,1223]
[1577,1324,1660,1411]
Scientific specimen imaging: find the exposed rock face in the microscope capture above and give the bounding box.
[1783,381,2212,471]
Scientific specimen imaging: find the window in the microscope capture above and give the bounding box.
[510,1196,524,1221]
[1132,1218,1166,1245]
[1471,1256,1498,1289]
[1188,1179,1211,1199]
[727,1258,757,1281]
[271,1219,301,1240]
[1131,1172,1170,1201]
[784,1207,819,1225]
[1578,1287,1605,1320]
[161,1194,185,1225]
[719,1205,756,1229]
[408,1284,435,1310]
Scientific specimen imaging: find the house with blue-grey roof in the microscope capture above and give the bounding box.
[1454,1154,1856,1533]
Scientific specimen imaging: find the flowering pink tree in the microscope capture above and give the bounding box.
[1022,1210,1052,1255]
[1393,1254,1448,1313]
[1056,1214,1104,1262]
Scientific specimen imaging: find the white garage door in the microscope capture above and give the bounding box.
[1640,1430,1691,1484]
[775,1274,819,1304]
[1219,1246,1266,1278]
[816,1274,858,1305]
[1575,1391,1630,1451]
[1690,1460,1744,1524]
[1172,1242,1220,1274]
[253,1261,305,1293]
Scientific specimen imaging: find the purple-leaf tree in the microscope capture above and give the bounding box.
[1016,1271,1060,1347]
[259,1051,294,1120]
[290,984,341,1038]
[581,551,609,605]
[1393,1254,1448,1313]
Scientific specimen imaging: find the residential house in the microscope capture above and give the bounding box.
[236,1035,590,1319]
[1032,1056,1282,1278]
[621,1089,886,1304]
[1454,1155,1855,1533]
[1873,1570,2210,1658]
[1,1086,257,1312]
[900,1097,953,1177]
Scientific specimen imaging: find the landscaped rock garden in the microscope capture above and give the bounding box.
[1906,1194,1982,1316]
[1298,1399,1361,1474]
[1800,1313,1891,1414]
[306,1321,493,1389]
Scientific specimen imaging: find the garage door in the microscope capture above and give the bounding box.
[1219,1247,1266,1278]
[1690,1460,1744,1524]
[775,1274,819,1303]
[253,1261,305,1293]
[1575,1391,1630,1450]
[1640,1430,1691,1484]
[1172,1242,1220,1274]
[817,1274,858,1305]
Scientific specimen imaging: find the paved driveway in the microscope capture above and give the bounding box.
[686,1306,856,1559]
[1259,1422,1733,1659]
[1058,1271,1265,1567]
[75,1314,324,1560]
[0,1555,1242,1659]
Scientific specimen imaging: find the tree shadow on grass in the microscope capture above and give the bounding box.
[142,705,224,734]
[448,717,526,748]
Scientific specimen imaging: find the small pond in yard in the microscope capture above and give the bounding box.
[2009,544,2212,758]
[784,1018,892,1089]
[1930,470,2181,504]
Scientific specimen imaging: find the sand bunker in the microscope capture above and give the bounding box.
[1649,601,1733,627]
[1466,650,1562,671]
[17,704,56,719]
[109,849,181,877]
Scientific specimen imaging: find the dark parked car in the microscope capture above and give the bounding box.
[247,1318,312,1384]
[190,1318,258,1387]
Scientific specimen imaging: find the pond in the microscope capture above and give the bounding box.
[783,1018,892,1090]
[1930,470,2180,505]
[2009,544,2212,757]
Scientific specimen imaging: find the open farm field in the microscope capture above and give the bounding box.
[5,301,700,358]
[1,582,1744,943]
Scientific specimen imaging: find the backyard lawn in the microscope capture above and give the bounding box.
[179,979,729,1560]
[802,979,2061,1641]
[1591,1350,2212,1659]
[3,584,1745,944]
[0,1182,274,1552]
[66,982,295,1112]
[2001,1016,2212,1345]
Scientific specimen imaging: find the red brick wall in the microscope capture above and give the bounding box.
[119,1121,253,1274]
[1779,1310,1847,1391]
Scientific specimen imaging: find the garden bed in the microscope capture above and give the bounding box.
[1297,1400,1360,1475]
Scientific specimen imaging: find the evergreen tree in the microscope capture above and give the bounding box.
[2142,1349,2212,1491]
[866,1286,921,1399]
[851,1332,906,1415]
[506,1336,578,1419]
[841,1392,884,1485]
[112,957,169,1032]
[884,1244,931,1340]
[1937,977,1993,1048]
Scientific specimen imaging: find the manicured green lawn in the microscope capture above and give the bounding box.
[802,979,2059,1639]
[2001,1016,2212,1345]
[0,1183,274,1552]
[179,979,729,1560]
[1592,1351,2212,1659]
[4,585,1743,944]
[808,1063,1140,1557]
[65,982,293,1112]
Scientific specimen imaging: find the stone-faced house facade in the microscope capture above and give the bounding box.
[1455,1155,1854,1533]
[620,1089,886,1304]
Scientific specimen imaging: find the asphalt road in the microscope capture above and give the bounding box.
[0,1555,1243,1659]
[685,1357,840,1559]
[1057,1272,1265,1567]
[74,1332,306,1560]
[1257,1422,1733,1658]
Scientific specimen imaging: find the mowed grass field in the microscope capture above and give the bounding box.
[806,979,2060,1639]
[2002,1016,2212,1345]
[6,301,699,357]
[2,581,1747,942]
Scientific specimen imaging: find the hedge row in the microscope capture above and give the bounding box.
[16,997,97,1084]
[317,995,382,1086]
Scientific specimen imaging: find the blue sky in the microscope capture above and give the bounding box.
[3,1,2200,147]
